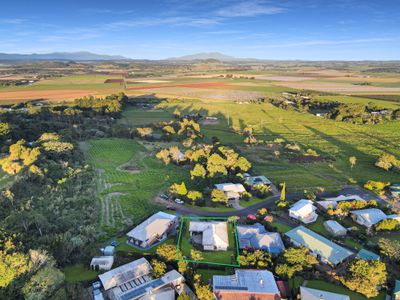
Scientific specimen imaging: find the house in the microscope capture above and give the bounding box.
[393,280,400,300]
[289,199,318,224]
[215,183,246,200]
[213,269,281,300]
[98,257,185,300]
[300,287,350,300]
[189,221,229,251]
[317,194,366,211]
[323,220,347,236]
[357,249,380,261]
[237,223,285,254]
[90,256,114,271]
[245,176,272,188]
[285,226,354,266]
[350,208,388,228]
[126,212,178,249]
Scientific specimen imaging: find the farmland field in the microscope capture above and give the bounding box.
[84,138,187,235]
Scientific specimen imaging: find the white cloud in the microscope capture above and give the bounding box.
[216,1,285,17]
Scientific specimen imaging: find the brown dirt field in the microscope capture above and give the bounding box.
[128,82,229,90]
[0,89,96,101]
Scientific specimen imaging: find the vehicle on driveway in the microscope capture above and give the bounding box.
[160,193,169,200]
[175,198,184,204]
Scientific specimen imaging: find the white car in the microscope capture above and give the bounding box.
[174,198,184,204]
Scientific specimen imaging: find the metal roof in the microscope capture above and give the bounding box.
[285,226,353,265]
[237,223,285,254]
[300,287,350,300]
[213,269,280,294]
[126,211,177,242]
[357,249,380,261]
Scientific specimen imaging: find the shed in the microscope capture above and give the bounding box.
[357,249,380,261]
[300,287,350,300]
[324,220,347,236]
[90,256,114,271]
[103,246,115,256]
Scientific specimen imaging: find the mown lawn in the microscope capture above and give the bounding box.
[197,268,233,284]
[63,264,100,282]
[305,280,386,300]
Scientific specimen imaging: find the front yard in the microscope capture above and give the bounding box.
[177,217,240,266]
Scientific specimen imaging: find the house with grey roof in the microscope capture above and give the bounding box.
[323,220,347,236]
[189,221,229,251]
[126,211,178,249]
[237,223,285,254]
[245,176,272,188]
[300,287,350,300]
[98,257,186,300]
[350,208,389,228]
[213,269,281,300]
[285,226,354,266]
[215,183,246,200]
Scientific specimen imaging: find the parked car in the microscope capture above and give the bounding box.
[160,193,169,200]
[175,198,184,204]
[166,205,176,210]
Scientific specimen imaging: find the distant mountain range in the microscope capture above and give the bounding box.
[0,51,129,61]
[168,52,252,61]
[0,51,257,62]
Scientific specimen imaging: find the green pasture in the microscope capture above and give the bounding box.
[158,100,400,191]
[86,138,188,234]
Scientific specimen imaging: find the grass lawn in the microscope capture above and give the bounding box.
[86,138,188,235]
[63,264,100,282]
[158,98,400,191]
[178,217,239,266]
[270,221,292,234]
[240,197,268,207]
[119,107,173,127]
[197,268,233,284]
[305,280,386,300]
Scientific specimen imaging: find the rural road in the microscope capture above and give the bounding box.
[160,185,382,217]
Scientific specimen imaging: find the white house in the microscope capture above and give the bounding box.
[289,199,318,224]
[324,220,347,236]
[126,211,178,249]
[350,208,388,228]
[350,208,400,228]
[215,183,246,200]
[189,221,229,251]
[300,287,350,300]
[317,194,366,211]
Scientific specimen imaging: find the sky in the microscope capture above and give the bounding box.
[1,0,400,60]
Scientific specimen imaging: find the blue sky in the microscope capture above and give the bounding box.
[1,0,399,60]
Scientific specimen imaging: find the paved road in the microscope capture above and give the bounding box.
[161,185,380,217]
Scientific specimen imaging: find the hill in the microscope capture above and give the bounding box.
[168,52,240,61]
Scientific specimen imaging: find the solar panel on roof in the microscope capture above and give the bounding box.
[119,278,164,300]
